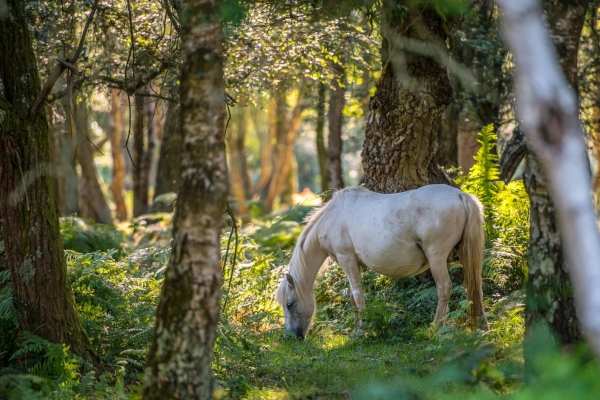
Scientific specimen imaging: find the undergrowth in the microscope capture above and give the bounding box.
[1,126,598,399]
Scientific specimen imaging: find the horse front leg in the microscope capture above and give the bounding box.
[338,255,365,328]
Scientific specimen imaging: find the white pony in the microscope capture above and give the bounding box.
[276,184,488,339]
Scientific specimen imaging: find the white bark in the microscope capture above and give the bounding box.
[497,0,600,354]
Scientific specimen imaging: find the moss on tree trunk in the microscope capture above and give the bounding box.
[0,0,98,366]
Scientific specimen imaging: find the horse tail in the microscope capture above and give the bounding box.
[457,192,488,330]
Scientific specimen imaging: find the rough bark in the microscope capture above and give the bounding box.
[497,0,600,354]
[0,0,97,365]
[133,92,149,217]
[110,89,128,221]
[521,0,587,345]
[328,64,345,190]
[154,102,182,198]
[436,91,460,169]
[361,4,453,193]
[143,0,228,397]
[74,100,113,225]
[315,83,330,192]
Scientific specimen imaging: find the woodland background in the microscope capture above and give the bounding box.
[2,0,600,398]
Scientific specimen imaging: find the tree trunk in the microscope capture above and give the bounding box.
[110,89,128,221]
[436,77,461,169]
[54,99,81,216]
[74,99,113,225]
[143,0,228,397]
[316,83,330,192]
[520,0,588,346]
[47,105,66,215]
[361,4,453,193]
[154,102,182,198]
[498,0,600,356]
[255,98,275,196]
[0,0,97,365]
[145,95,157,202]
[263,90,304,213]
[133,92,149,217]
[328,64,345,190]
[228,106,252,218]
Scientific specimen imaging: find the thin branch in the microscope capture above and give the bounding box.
[28,0,99,121]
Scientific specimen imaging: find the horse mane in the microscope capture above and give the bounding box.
[277,189,354,307]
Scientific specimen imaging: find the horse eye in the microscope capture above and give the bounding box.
[286,301,294,309]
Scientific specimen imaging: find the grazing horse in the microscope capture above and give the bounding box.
[276,184,488,339]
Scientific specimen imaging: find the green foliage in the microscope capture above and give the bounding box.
[60,218,126,259]
[460,125,529,294]
[67,249,163,371]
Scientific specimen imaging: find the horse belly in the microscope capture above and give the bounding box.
[361,246,428,279]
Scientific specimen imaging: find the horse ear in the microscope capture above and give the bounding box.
[285,273,295,288]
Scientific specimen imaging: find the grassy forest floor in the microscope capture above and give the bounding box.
[2,129,600,399]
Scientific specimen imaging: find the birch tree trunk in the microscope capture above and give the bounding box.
[361,3,453,193]
[143,0,228,397]
[523,0,587,345]
[497,0,600,355]
[0,0,98,365]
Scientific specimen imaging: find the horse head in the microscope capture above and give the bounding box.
[276,272,315,339]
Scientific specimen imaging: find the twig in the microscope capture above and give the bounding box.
[222,203,240,314]
[28,0,99,121]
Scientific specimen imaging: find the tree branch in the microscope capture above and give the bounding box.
[98,62,172,95]
[497,0,600,356]
[498,126,526,182]
[27,0,99,121]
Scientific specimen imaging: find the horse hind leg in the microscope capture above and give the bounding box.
[426,252,453,325]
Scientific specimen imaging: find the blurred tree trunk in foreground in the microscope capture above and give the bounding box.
[521,0,587,345]
[75,99,113,225]
[154,102,182,199]
[361,2,453,192]
[143,0,228,397]
[498,0,600,355]
[110,89,128,221]
[328,63,345,191]
[0,0,98,365]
